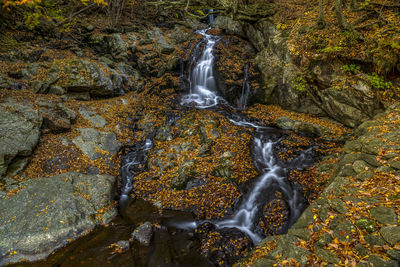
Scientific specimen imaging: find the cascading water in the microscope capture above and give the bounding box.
[119,138,153,208]
[178,22,313,245]
[238,63,251,110]
[214,129,312,243]
[208,9,215,24]
[181,29,225,108]
[173,124,313,244]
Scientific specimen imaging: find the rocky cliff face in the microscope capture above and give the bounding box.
[212,16,384,128]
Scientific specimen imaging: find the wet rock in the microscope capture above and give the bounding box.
[6,157,30,177]
[389,159,400,170]
[46,59,125,98]
[355,171,374,181]
[387,249,400,261]
[343,140,363,153]
[67,92,91,101]
[155,125,172,141]
[368,254,398,267]
[103,34,128,62]
[9,64,38,80]
[196,223,252,267]
[315,248,340,264]
[333,221,355,241]
[72,128,121,161]
[329,199,348,214]
[132,221,153,246]
[269,236,311,266]
[211,16,245,37]
[365,235,385,246]
[0,172,117,265]
[171,160,196,190]
[370,206,397,225]
[287,228,311,241]
[78,107,107,128]
[251,258,276,267]
[48,85,65,95]
[155,35,175,55]
[0,74,15,89]
[212,152,235,179]
[276,116,343,140]
[355,218,376,233]
[337,164,356,177]
[168,25,192,44]
[292,209,314,229]
[38,100,76,133]
[244,18,381,126]
[380,226,400,245]
[313,78,380,128]
[0,99,42,177]
[352,160,369,174]
[362,138,385,155]
[315,233,333,248]
[116,240,130,253]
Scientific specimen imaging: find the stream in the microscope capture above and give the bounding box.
[19,22,316,267]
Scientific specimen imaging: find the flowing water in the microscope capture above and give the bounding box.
[175,27,313,244]
[120,137,153,209]
[238,63,251,110]
[170,126,313,244]
[180,28,226,109]
[22,22,316,267]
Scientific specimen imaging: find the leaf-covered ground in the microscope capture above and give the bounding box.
[239,103,400,266]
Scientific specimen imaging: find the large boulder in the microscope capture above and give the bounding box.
[72,128,121,162]
[38,99,76,133]
[41,59,125,98]
[103,34,128,62]
[211,16,245,37]
[131,221,153,246]
[0,172,117,265]
[311,76,382,127]
[0,99,42,177]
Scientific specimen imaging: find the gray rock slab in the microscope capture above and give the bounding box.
[0,172,117,265]
[0,100,42,177]
[72,128,121,161]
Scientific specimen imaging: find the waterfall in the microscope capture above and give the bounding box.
[238,63,251,110]
[208,9,215,24]
[181,28,225,109]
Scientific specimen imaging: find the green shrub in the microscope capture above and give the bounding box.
[294,76,308,92]
[342,64,361,74]
[368,73,392,90]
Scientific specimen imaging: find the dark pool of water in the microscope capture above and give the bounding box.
[14,199,213,267]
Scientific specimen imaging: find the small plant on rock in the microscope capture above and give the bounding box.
[342,64,360,74]
[368,73,392,90]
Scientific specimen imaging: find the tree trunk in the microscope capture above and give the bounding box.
[317,0,326,28]
[335,0,350,29]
